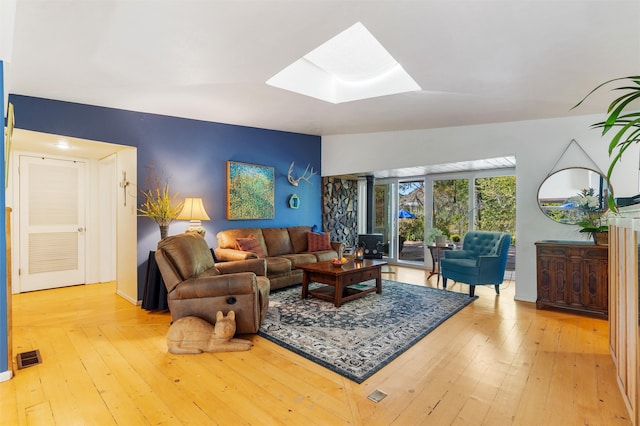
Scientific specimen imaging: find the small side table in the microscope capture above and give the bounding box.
[142,251,168,311]
[427,245,452,284]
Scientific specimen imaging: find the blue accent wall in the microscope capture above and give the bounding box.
[0,61,8,376]
[7,94,322,298]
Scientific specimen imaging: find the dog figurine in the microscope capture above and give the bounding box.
[167,311,253,354]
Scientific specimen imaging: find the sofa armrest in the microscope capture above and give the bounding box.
[216,258,267,276]
[477,255,504,282]
[477,255,500,268]
[214,247,258,261]
[171,272,258,299]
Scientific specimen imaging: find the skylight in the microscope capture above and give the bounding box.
[266,22,421,104]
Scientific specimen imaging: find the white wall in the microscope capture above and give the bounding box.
[98,154,117,283]
[115,148,138,304]
[322,114,639,303]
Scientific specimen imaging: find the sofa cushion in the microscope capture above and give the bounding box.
[307,231,332,251]
[265,256,292,275]
[197,267,221,278]
[288,226,312,253]
[235,234,266,258]
[217,228,266,250]
[262,227,293,257]
[279,253,317,268]
[441,258,479,270]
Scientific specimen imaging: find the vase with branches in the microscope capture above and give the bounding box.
[138,162,183,239]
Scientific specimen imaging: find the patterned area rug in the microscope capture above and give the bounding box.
[258,280,477,383]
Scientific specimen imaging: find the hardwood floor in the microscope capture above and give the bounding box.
[0,266,631,425]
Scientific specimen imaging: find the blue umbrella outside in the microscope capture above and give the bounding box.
[398,209,416,218]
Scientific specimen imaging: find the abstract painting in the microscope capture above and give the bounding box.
[227,161,275,220]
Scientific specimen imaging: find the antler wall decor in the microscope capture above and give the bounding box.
[287,162,317,186]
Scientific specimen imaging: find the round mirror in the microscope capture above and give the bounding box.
[537,167,612,224]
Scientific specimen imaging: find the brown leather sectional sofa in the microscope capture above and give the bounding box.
[214,226,344,291]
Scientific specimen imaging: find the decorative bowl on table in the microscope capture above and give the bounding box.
[330,257,349,267]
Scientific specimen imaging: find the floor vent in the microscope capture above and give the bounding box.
[17,350,42,369]
[367,389,387,403]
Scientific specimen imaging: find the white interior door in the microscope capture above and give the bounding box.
[19,155,86,292]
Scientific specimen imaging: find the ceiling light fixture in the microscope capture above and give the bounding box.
[266,22,421,104]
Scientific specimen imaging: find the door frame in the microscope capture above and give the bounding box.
[363,167,515,269]
[7,145,137,299]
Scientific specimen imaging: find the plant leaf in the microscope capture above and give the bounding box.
[603,91,640,133]
[572,76,640,109]
[607,117,640,153]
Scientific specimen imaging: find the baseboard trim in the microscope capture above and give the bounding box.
[116,290,138,306]
[0,369,14,383]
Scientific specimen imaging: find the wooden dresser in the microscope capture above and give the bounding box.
[535,240,608,318]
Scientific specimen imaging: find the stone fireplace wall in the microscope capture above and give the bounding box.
[322,177,358,247]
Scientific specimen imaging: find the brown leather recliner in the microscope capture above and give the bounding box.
[155,233,270,334]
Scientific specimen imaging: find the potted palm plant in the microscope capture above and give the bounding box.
[138,162,183,239]
[573,75,640,211]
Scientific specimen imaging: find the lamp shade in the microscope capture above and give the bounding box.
[177,197,210,221]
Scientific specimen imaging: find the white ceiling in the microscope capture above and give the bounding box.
[3,0,640,177]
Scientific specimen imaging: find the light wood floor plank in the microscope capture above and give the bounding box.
[1,269,632,425]
[230,342,353,413]
[382,319,495,424]
[25,400,55,425]
[67,323,149,425]
[28,326,102,426]
[83,326,181,425]
[452,320,524,425]
[99,324,229,425]
[110,320,260,425]
[413,320,504,425]
[217,348,352,424]
[11,328,51,425]
[482,319,536,424]
[147,324,321,425]
[513,319,561,424]
[577,317,630,425]
[0,370,19,424]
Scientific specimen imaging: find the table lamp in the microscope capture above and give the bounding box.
[177,197,210,236]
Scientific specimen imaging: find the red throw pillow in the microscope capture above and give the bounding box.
[235,234,266,258]
[307,231,332,252]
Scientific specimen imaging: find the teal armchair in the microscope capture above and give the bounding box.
[441,231,511,297]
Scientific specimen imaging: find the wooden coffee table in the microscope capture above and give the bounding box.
[298,259,387,307]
